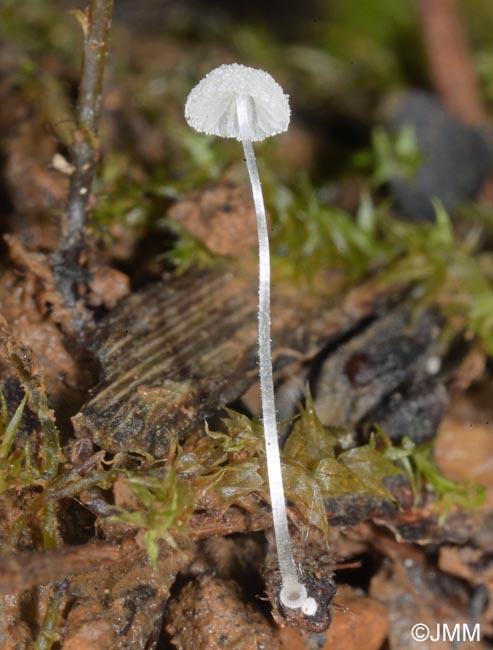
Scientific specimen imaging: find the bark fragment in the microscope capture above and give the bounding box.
[74,269,403,457]
[314,307,441,428]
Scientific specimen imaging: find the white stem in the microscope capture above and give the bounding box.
[236,95,313,612]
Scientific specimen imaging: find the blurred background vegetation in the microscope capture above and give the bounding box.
[1,0,493,306]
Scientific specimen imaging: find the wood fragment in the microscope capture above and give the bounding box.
[417,0,487,126]
[314,306,441,428]
[73,268,404,457]
[0,543,121,595]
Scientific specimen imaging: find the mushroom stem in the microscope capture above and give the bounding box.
[236,95,309,610]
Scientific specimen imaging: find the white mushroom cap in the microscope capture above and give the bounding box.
[185,63,290,142]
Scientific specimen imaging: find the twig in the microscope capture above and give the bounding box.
[54,0,113,306]
[188,508,273,540]
[416,0,487,126]
[0,512,270,595]
[0,545,120,595]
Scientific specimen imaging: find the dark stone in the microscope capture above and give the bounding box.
[364,380,448,444]
[388,90,492,221]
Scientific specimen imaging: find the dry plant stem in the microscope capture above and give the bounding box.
[417,0,487,126]
[0,510,269,594]
[4,465,116,554]
[0,545,120,595]
[55,0,113,306]
[237,96,307,609]
[35,581,67,650]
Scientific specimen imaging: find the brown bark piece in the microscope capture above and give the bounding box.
[168,185,258,256]
[0,295,79,416]
[0,543,121,595]
[4,119,68,225]
[87,266,130,309]
[436,418,493,487]
[449,344,487,391]
[439,545,493,589]
[314,306,440,428]
[0,239,92,416]
[2,116,67,251]
[63,602,116,650]
[1,235,130,415]
[0,592,32,650]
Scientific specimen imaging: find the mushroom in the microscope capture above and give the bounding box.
[185,63,317,615]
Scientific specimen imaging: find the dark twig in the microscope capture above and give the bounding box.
[54,0,113,306]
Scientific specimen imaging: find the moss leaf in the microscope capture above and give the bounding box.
[283,391,354,469]
[192,459,264,510]
[113,468,193,564]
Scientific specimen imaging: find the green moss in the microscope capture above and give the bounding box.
[178,396,401,536]
[34,580,67,650]
[379,431,485,514]
[109,396,404,555]
[269,176,392,282]
[381,201,493,356]
[127,130,493,367]
[111,382,486,564]
[268,178,493,357]
[354,124,423,187]
[0,393,31,494]
[1,382,482,568]
[112,468,194,566]
[282,394,401,532]
[0,0,79,61]
[162,222,218,274]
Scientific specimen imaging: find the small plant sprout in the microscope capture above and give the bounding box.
[185,63,317,616]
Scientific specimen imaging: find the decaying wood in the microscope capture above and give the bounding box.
[314,305,445,433]
[0,542,121,595]
[74,269,257,456]
[187,508,274,540]
[379,503,493,548]
[73,267,405,457]
[3,263,481,603]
